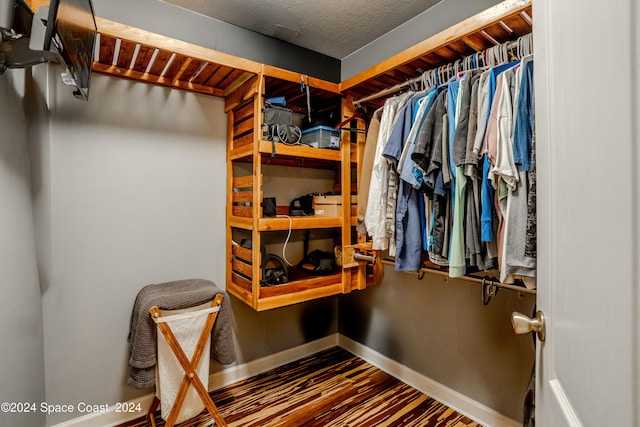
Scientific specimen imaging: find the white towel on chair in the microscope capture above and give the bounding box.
[156,302,213,424]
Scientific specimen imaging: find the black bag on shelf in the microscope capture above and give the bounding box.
[296,230,336,276]
[263,104,301,145]
[297,249,336,276]
[264,104,293,126]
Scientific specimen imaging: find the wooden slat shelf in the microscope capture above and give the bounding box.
[229,215,342,231]
[229,216,253,230]
[228,271,343,311]
[90,1,532,107]
[257,276,344,311]
[259,216,341,231]
[256,285,344,311]
[260,272,342,297]
[340,0,532,107]
[229,144,254,162]
[229,141,344,167]
[258,141,342,162]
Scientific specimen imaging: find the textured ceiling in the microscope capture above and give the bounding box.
[161,0,442,59]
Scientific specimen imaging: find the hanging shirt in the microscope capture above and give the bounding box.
[412,89,448,197]
[449,164,468,277]
[472,70,492,157]
[383,93,423,257]
[513,56,534,172]
[478,61,519,243]
[487,68,519,191]
[447,80,460,178]
[357,107,383,235]
[452,71,480,167]
[365,93,411,251]
[428,111,451,266]
[502,167,537,284]
[395,90,438,271]
[398,89,439,188]
[463,75,486,270]
[448,72,480,277]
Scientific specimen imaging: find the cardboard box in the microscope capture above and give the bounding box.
[313,204,341,217]
[313,195,340,217]
[314,194,341,205]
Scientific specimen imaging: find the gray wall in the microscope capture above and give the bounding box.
[92,0,341,83]
[339,269,536,422]
[0,69,46,427]
[341,0,503,80]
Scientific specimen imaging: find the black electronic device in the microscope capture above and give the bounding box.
[45,0,97,100]
[0,0,96,100]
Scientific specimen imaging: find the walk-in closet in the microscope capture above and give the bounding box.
[1,0,637,426]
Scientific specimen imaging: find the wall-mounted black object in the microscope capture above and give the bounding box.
[0,0,97,100]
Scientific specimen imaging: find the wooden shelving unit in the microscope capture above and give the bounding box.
[223,70,379,311]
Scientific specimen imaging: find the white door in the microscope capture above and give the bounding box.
[533,0,639,426]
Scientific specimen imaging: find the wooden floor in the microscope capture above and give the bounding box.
[119,346,482,427]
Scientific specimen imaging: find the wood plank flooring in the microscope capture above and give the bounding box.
[119,346,482,427]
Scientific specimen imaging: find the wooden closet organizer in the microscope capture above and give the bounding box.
[75,0,533,310]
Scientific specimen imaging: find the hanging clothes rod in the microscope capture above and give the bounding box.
[380,259,537,295]
[352,34,531,107]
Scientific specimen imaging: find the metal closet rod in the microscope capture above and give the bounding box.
[380,259,537,295]
[352,35,529,107]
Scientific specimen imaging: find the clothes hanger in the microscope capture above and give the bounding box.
[453,59,462,76]
[335,106,369,129]
[428,68,437,89]
[421,69,436,91]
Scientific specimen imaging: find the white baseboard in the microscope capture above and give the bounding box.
[207,334,339,391]
[52,334,517,427]
[337,335,520,427]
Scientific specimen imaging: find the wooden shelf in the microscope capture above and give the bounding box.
[230,272,343,312]
[229,141,343,168]
[229,216,253,230]
[229,215,342,231]
[259,216,341,231]
[257,283,343,311]
[339,0,533,106]
[259,141,341,162]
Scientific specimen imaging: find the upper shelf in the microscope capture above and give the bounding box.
[93,18,261,98]
[90,0,532,107]
[340,0,532,106]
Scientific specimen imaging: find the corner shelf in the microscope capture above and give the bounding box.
[225,71,377,311]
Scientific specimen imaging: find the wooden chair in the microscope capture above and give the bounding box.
[146,293,227,427]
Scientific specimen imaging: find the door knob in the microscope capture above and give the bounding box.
[511,310,545,342]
